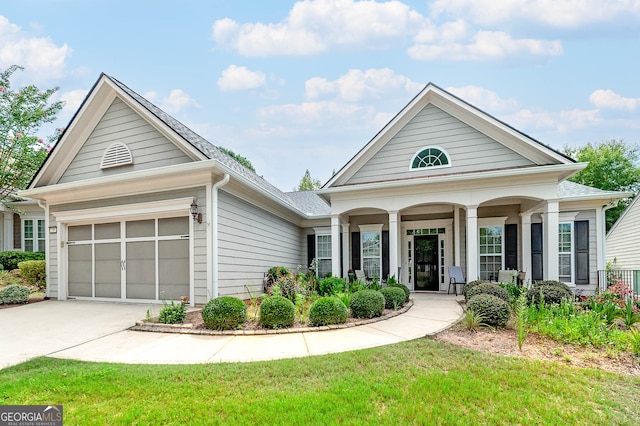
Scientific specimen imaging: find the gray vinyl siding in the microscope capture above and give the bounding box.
[217,190,304,298]
[58,98,192,184]
[607,199,640,269]
[346,104,535,185]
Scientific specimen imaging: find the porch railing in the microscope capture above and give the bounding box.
[597,269,640,299]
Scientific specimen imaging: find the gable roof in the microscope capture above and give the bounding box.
[606,192,639,237]
[324,83,576,188]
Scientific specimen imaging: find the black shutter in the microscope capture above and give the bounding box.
[307,234,315,269]
[339,232,343,278]
[382,231,389,279]
[505,224,518,270]
[531,223,543,281]
[575,221,589,285]
[351,232,361,271]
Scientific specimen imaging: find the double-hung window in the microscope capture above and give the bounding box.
[315,233,332,278]
[478,218,507,281]
[23,219,45,252]
[558,222,573,283]
[360,225,382,280]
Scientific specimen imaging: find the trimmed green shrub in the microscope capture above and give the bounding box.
[380,286,406,309]
[18,260,46,289]
[267,266,290,279]
[462,280,490,299]
[465,282,510,303]
[202,296,247,330]
[259,295,295,329]
[159,301,186,324]
[388,282,410,303]
[532,280,573,294]
[308,297,348,326]
[350,290,385,319]
[527,284,573,306]
[467,294,511,328]
[318,277,346,296]
[0,251,45,271]
[0,284,30,304]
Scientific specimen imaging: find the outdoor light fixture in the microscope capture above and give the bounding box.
[190,199,202,224]
[49,226,57,234]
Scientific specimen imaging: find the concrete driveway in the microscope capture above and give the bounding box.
[0,300,150,369]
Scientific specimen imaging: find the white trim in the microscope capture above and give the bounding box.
[478,218,507,281]
[558,221,574,285]
[409,145,451,171]
[313,227,331,235]
[359,224,383,280]
[21,218,45,252]
[358,224,384,233]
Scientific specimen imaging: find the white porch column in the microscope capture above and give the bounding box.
[3,212,13,250]
[454,207,461,266]
[520,212,532,283]
[388,211,399,280]
[331,214,341,278]
[466,205,479,281]
[543,200,559,281]
[341,222,350,280]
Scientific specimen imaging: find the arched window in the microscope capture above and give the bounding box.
[101,142,133,169]
[410,146,450,170]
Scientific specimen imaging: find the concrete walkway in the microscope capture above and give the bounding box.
[1,293,462,368]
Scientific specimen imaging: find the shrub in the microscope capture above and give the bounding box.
[527,284,573,306]
[462,280,490,299]
[388,282,410,303]
[267,266,290,280]
[0,251,45,271]
[259,295,295,329]
[466,282,510,303]
[348,279,367,293]
[202,296,247,330]
[467,294,511,328]
[336,292,351,309]
[350,290,385,319]
[308,297,348,326]
[380,286,406,309]
[274,274,302,303]
[18,260,46,289]
[533,280,572,294]
[158,300,186,324]
[0,284,30,304]
[318,277,346,296]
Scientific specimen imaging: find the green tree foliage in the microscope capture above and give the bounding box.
[218,146,255,173]
[0,65,63,205]
[295,169,322,191]
[565,139,640,230]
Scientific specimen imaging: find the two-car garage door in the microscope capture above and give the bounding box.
[67,216,190,301]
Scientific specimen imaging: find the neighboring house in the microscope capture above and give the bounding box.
[0,198,46,253]
[605,196,640,295]
[20,75,630,304]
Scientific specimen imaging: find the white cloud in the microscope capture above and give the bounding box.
[589,89,640,111]
[430,0,640,28]
[503,108,601,134]
[409,30,563,61]
[305,68,423,102]
[446,85,519,112]
[144,89,199,114]
[217,65,266,92]
[0,15,72,83]
[212,0,425,56]
[258,101,374,126]
[59,89,88,116]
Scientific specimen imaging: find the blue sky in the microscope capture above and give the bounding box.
[2,0,640,190]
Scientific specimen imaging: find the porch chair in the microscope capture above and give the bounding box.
[448,266,466,296]
[355,269,367,282]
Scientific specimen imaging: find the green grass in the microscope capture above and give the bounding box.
[1,338,639,425]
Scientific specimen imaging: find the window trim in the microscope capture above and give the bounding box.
[359,224,383,280]
[478,217,507,281]
[22,218,45,252]
[409,146,451,171]
[558,221,575,284]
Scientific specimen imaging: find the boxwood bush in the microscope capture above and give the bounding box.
[350,289,385,319]
[465,282,510,303]
[388,282,410,303]
[18,260,46,289]
[0,251,45,271]
[380,286,406,309]
[318,277,346,296]
[308,296,348,326]
[202,296,247,330]
[0,284,30,304]
[259,295,295,329]
[467,294,511,327]
[462,280,490,299]
[527,283,573,306]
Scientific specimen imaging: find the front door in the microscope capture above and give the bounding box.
[414,235,439,291]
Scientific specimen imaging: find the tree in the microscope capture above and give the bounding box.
[295,169,322,191]
[0,65,63,206]
[218,146,255,173]
[565,139,640,230]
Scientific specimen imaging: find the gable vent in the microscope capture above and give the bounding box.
[100,142,134,169]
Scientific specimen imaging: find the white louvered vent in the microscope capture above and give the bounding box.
[100,142,134,169]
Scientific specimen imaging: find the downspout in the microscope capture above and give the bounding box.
[37,200,50,299]
[211,174,230,299]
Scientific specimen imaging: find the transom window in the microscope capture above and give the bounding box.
[410,147,450,170]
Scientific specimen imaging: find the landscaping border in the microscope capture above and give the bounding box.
[131,299,414,335]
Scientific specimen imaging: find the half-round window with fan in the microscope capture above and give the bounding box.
[100,142,134,169]
[410,146,451,170]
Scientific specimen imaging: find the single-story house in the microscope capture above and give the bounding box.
[20,74,631,305]
[606,195,640,269]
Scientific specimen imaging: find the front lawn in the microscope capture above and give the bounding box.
[1,338,639,425]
